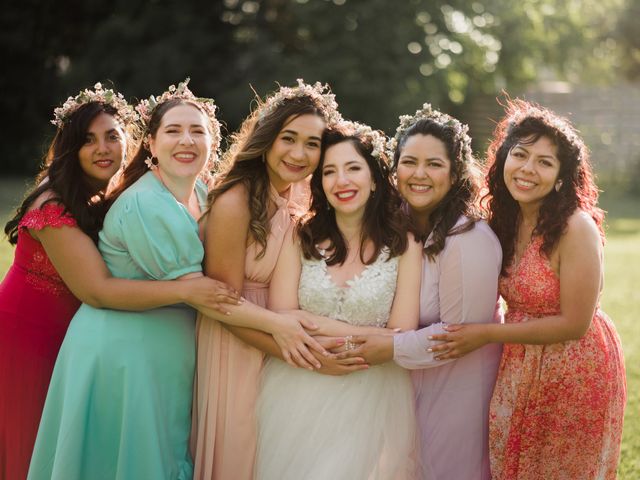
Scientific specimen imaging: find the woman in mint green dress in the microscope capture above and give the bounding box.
[28,81,222,480]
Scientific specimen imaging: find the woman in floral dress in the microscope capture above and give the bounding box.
[431,100,626,479]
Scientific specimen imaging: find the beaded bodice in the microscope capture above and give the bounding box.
[297,249,398,327]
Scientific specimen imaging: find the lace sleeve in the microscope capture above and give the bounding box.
[19,204,77,231]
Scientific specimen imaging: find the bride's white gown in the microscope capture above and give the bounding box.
[255,251,417,480]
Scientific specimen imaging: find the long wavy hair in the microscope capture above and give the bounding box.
[393,118,483,261]
[207,96,331,259]
[299,123,409,265]
[5,102,129,245]
[108,98,216,205]
[484,99,604,273]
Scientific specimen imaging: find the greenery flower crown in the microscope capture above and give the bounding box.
[136,78,221,153]
[258,78,343,126]
[388,103,473,163]
[51,82,138,128]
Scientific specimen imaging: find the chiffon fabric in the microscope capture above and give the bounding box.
[28,172,207,480]
[255,250,416,480]
[394,218,503,480]
[490,236,626,480]
[0,205,80,480]
[191,182,308,480]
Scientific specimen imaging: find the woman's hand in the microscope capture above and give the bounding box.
[427,323,490,360]
[306,336,368,375]
[335,335,395,366]
[181,276,242,315]
[271,313,329,370]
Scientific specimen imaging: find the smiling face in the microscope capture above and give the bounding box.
[396,134,453,216]
[78,112,125,189]
[265,113,325,192]
[321,140,374,219]
[149,103,212,181]
[503,135,561,209]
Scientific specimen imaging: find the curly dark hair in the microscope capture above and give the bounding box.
[5,102,127,245]
[393,117,483,261]
[206,95,331,259]
[299,123,410,265]
[484,99,604,273]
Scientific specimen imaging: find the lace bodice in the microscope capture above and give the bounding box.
[297,250,398,327]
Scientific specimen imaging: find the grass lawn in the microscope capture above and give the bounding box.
[0,179,638,478]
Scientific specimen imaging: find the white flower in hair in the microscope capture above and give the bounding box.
[339,120,390,168]
[258,78,343,126]
[51,82,138,128]
[391,103,473,163]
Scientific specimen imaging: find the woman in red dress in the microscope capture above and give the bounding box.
[430,100,626,479]
[0,84,237,480]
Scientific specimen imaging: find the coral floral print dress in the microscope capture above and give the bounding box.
[0,204,80,480]
[490,236,626,480]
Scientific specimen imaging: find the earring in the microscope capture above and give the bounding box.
[144,156,158,170]
[555,180,563,192]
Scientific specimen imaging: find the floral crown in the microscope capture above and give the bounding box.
[258,78,343,126]
[51,82,137,128]
[136,78,221,152]
[339,120,390,169]
[388,103,473,164]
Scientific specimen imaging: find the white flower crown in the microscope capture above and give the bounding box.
[258,78,343,126]
[135,78,221,154]
[51,82,137,128]
[339,120,390,168]
[388,103,473,163]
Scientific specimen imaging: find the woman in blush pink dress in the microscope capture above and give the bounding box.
[191,80,344,480]
[339,105,502,479]
[431,100,626,479]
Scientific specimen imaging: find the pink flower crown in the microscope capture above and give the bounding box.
[51,82,137,128]
[135,78,221,153]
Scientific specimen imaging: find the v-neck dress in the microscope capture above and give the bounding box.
[254,250,417,480]
[28,172,207,480]
[489,236,626,479]
[190,182,308,480]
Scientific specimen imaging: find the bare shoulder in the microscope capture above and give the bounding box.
[210,183,250,219]
[565,210,601,241]
[560,210,602,253]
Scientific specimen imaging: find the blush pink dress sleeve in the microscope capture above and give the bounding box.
[393,217,503,480]
[190,181,309,480]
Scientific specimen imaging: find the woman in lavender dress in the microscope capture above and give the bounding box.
[341,105,502,479]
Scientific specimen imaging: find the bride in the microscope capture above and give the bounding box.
[255,121,422,479]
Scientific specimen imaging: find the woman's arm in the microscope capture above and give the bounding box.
[35,224,240,313]
[202,186,325,367]
[430,212,602,359]
[343,225,502,367]
[386,234,422,330]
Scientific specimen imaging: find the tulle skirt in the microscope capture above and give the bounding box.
[255,358,417,480]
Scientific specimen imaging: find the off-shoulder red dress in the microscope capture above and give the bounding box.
[0,204,80,479]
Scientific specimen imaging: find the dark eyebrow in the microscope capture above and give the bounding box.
[280,129,322,141]
[163,123,206,129]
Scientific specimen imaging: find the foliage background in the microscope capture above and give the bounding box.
[1,0,638,175]
[1,0,639,476]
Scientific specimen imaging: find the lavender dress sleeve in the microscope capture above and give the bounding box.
[391,218,503,480]
[393,221,502,368]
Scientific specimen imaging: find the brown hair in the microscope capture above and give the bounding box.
[207,95,331,259]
